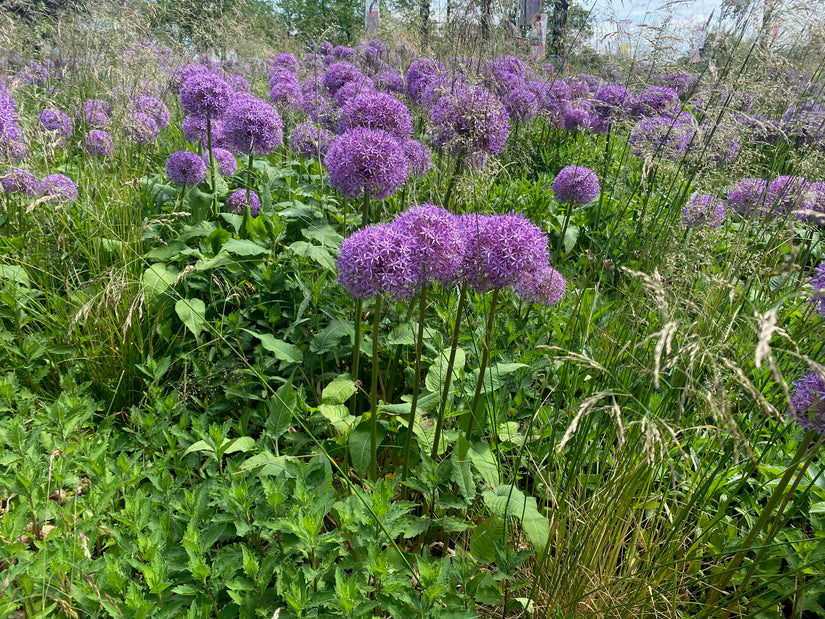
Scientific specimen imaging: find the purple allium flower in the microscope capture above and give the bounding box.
[336,223,418,299]
[429,86,509,160]
[40,173,77,203]
[401,138,432,177]
[514,263,566,305]
[270,53,300,74]
[593,83,631,123]
[269,68,303,110]
[790,371,825,436]
[182,115,226,148]
[629,113,697,161]
[289,122,334,159]
[204,147,237,176]
[392,203,465,285]
[82,99,111,128]
[226,73,251,93]
[123,111,160,144]
[338,91,412,139]
[534,79,571,121]
[223,94,283,156]
[765,175,814,216]
[333,45,356,60]
[226,189,261,216]
[486,55,528,96]
[691,122,740,165]
[38,108,73,137]
[682,194,725,228]
[324,128,408,200]
[661,71,694,96]
[781,102,825,146]
[84,129,114,156]
[374,70,405,94]
[632,86,680,117]
[406,57,447,106]
[728,178,769,216]
[505,85,540,122]
[418,74,468,110]
[807,262,825,315]
[562,104,592,132]
[134,95,170,129]
[165,151,207,186]
[321,62,363,96]
[333,75,375,107]
[180,71,232,118]
[0,168,39,196]
[318,42,334,56]
[552,166,600,206]
[459,212,550,291]
[566,77,591,101]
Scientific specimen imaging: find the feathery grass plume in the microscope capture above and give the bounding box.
[682,194,725,228]
[165,151,206,186]
[226,189,260,216]
[324,127,408,200]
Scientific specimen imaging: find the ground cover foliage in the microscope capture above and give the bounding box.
[2,3,825,618]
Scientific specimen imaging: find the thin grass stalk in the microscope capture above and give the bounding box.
[351,298,363,418]
[466,287,499,440]
[400,286,428,489]
[443,152,465,211]
[370,295,382,481]
[431,285,467,459]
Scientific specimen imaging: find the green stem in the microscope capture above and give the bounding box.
[400,287,428,487]
[554,202,573,260]
[431,285,467,460]
[370,296,383,481]
[466,288,499,441]
[351,299,363,418]
[443,153,465,211]
[363,192,371,227]
[206,115,217,218]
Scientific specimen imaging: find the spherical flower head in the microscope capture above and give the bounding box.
[84,129,114,156]
[324,127,409,200]
[134,95,170,130]
[566,77,591,101]
[401,138,432,177]
[392,203,465,286]
[226,189,261,216]
[429,86,510,159]
[83,99,111,128]
[682,194,725,228]
[790,371,825,436]
[40,173,78,204]
[631,86,680,117]
[180,71,232,118]
[505,85,540,123]
[552,166,600,206]
[338,91,413,139]
[204,147,237,176]
[593,83,631,122]
[406,57,447,106]
[333,75,375,107]
[318,42,334,56]
[806,262,825,316]
[123,111,160,144]
[269,68,303,110]
[514,263,566,306]
[562,105,592,132]
[693,122,740,165]
[629,114,696,161]
[289,122,334,159]
[333,45,356,60]
[661,71,694,95]
[321,62,363,96]
[781,102,825,146]
[38,108,73,137]
[226,73,251,93]
[766,175,813,217]
[182,115,226,148]
[459,213,550,291]
[728,178,769,216]
[374,70,405,94]
[486,55,529,96]
[0,168,39,196]
[337,223,418,299]
[223,94,283,156]
[165,150,207,186]
[270,53,300,74]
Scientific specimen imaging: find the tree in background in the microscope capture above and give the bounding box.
[275,0,362,44]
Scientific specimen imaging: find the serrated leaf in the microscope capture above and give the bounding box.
[241,451,287,476]
[322,374,357,404]
[142,263,179,303]
[267,382,296,439]
[222,238,269,256]
[175,298,207,339]
[348,423,372,478]
[242,329,303,363]
[310,320,350,354]
[319,404,355,434]
[424,348,466,393]
[469,516,505,563]
[223,436,255,454]
[184,440,214,456]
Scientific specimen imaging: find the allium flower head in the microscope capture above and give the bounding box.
[321,62,363,96]
[406,57,447,106]
[223,94,283,155]
[134,95,170,129]
[631,86,680,117]
[682,194,725,228]
[790,371,825,436]
[401,138,432,177]
[0,168,39,196]
[337,223,418,299]
[728,178,769,216]
[765,175,813,216]
[562,104,592,132]
[806,261,825,316]
[82,99,111,128]
[38,108,73,137]
[593,83,631,123]
[182,115,227,149]
[392,203,465,285]
[552,166,600,206]
[269,68,302,109]
[40,173,77,203]
[165,151,207,186]
[459,213,550,291]
[123,111,160,144]
[338,91,413,139]
[180,71,232,118]
[204,147,237,176]
[271,53,300,74]
[84,129,114,156]
[290,122,334,159]
[630,113,697,160]
[486,55,529,96]
[324,128,408,200]
[226,189,261,216]
[374,70,405,94]
[514,264,566,305]
[505,86,540,122]
[429,86,509,160]
[333,76,375,107]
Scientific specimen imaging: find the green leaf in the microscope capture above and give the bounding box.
[469,442,499,488]
[142,263,179,303]
[482,485,549,556]
[322,374,357,405]
[267,382,296,439]
[469,516,505,563]
[222,238,269,257]
[387,323,416,346]
[564,224,580,253]
[184,440,214,456]
[175,298,208,339]
[319,404,355,434]
[0,264,29,287]
[223,436,255,455]
[424,348,466,393]
[289,240,336,271]
[310,320,350,354]
[469,362,528,394]
[810,502,825,514]
[241,451,286,476]
[348,423,372,478]
[451,436,476,501]
[242,329,303,364]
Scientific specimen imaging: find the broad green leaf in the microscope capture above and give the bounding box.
[424,348,466,393]
[193,252,233,271]
[483,485,549,556]
[469,516,505,563]
[177,220,217,243]
[322,374,357,404]
[469,442,499,488]
[387,323,416,346]
[289,240,336,271]
[184,440,214,456]
[451,435,476,501]
[242,329,303,364]
[348,423,372,478]
[319,404,355,434]
[810,502,825,514]
[175,298,208,339]
[469,362,528,394]
[0,264,29,286]
[301,222,342,247]
[241,451,287,476]
[146,241,186,262]
[223,436,255,455]
[222,238,269,257]
[310,320,350,354]
[267,382,296,439]
[564,224,580,253]
[142,263,179,303]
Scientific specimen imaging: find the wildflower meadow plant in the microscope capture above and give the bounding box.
[165,151,207,186]
[807,262,825,316]
[682,194,725,228]
[39,173,77,204]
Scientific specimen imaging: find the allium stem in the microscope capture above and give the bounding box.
[206,115,217,218]
[443,153,465,211]
[351,298,363,419]
[554,203,573,260]
[431,285,468,460]
[466,288,500,440]
[370,296,383,481]
[363,192,371,226]
[400,286,428,489]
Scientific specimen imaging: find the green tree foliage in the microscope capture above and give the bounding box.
[274,0,363,45]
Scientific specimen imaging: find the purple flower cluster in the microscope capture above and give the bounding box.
[682,194,725,228]
[84,129,114,156]
[790,371,825,436]
[630,113,697,161]
[504,86,540,123]
[165,151,207,186]
[40,173,78,203]
[223,94,283,156]
[513,263,567,306]
[226,189,261,216]
[0,168,39,196]
[133,95,170,130]
[322,62,363,96]
[82,99,111,128]
[205,147,238,176]
[429,86,509,161]
[1,84,27,162]
[39,108,73,138]
[728,178,769,216]
[269,68,302,110]
[552,166,600,206]
[123,111,160,144]
[406,57,447,106]
[289,122,334,159]
[338,91,412,139]
[180,71,232,119]
[400,138,432,177]
[631,86,680,118]
[766,175,815,216]
[807,262,825,316]
[324,127,408,200]
[592,83,631,126]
